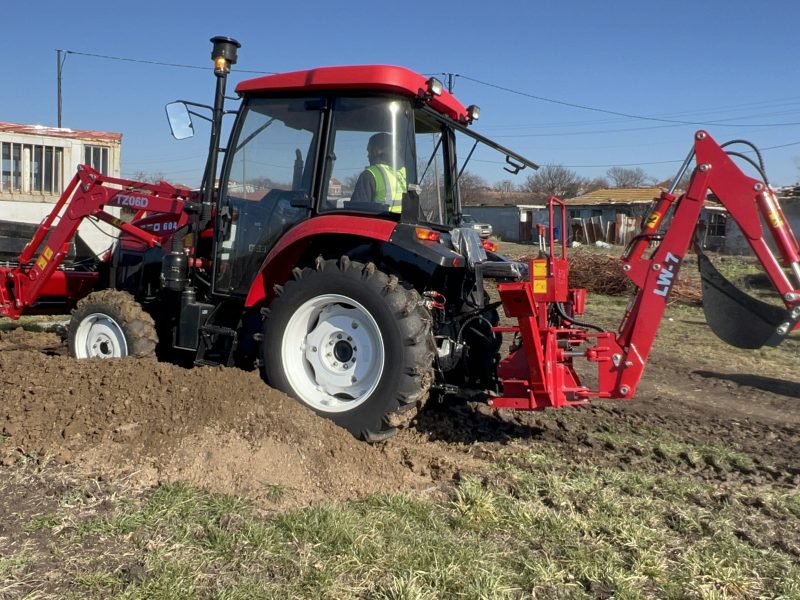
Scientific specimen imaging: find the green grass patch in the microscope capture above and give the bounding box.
[46,448,797,600]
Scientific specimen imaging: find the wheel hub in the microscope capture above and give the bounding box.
[74,313,128,359]
[281,295,384,413]
[333,340,354,363]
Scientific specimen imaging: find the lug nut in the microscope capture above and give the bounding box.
[352,321,358,329]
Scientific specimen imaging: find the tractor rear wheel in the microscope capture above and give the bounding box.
[68,290,157,359]
[261,257,434,441]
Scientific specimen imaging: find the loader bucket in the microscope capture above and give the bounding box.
[697,248,793,349]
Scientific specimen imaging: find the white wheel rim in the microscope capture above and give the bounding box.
[74,313,128,358]
[281,293,385,413]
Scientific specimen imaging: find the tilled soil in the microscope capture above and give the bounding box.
[0,328,422,507]
[1,324,798,509]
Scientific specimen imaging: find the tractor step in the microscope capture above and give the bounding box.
[196,324,239,368]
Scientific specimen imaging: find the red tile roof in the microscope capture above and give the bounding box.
[565,187,663,205]
[0,122,122,142]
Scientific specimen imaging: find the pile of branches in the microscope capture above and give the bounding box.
[559,251,703,304]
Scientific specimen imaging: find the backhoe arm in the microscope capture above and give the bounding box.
[601,131,800,398]
[494,131,799,411]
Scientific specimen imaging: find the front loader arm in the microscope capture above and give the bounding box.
[0,165,194,319]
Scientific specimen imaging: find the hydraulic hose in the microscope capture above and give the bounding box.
[554,302,606,333]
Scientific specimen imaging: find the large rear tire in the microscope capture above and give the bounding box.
[261,257,434,441]
[68,290,157,359]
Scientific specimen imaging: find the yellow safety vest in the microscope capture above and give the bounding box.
[366,164,406,213]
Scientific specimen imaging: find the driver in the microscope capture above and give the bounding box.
[350,132,406,212]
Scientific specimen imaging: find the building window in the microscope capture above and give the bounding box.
[1,142,21,191]
[84,145,109,175]
[1,142,64,194]
[707,212,726,237]
[32,145,63,193]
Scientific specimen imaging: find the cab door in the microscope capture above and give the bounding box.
[213,97,324,296]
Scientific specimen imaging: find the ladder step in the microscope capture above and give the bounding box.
[201,325,237,336]
[194,358,221,367]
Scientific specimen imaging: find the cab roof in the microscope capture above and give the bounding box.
[236,65,469,123]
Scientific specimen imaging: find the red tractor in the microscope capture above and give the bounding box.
[1,37,798,441]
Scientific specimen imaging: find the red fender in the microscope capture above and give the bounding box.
[244,215,397,307]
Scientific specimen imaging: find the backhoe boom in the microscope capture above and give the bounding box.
[493,131,800,411]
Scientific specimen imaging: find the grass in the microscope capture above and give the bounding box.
[3,431,797,599]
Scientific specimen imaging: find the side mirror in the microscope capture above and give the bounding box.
[166,102,194,140]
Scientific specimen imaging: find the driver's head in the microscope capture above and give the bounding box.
[367,132,393,163]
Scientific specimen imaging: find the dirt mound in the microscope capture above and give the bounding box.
[0,328,420,507]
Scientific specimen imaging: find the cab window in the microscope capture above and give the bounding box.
[320,97,416,216]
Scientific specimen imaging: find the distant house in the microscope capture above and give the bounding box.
[328,177,343,197]
[563,187,662,246]
[565,186,800,254]
[0,122,122,256]
[461,190,545,242]
[462,187,665,244]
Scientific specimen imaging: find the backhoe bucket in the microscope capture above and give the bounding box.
[697,248,793,349]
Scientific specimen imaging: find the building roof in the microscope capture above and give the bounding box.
[463,190,539,207]
[565,187,663,206]
[0,122,122,143]
[779,184,800,199]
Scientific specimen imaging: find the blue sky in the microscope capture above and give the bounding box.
[4,0,800,188]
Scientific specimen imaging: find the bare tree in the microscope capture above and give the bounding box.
[655,173,692,192]
[522,164,584,201]
[494,179,517,193]
[457,171,489,203]
[581,176,610,194]
[129,170,168,184]
[606,166,653,188]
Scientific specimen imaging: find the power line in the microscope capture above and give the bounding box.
[457,74,800,128]
[59,49,274,75]
[551,138,800,168]
[473,139,800,169]
[478,96,800,131]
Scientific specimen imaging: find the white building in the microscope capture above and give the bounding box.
[0,122,122,257]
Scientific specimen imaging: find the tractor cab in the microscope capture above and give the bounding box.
[168,63,538,298]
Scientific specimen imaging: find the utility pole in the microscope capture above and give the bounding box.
[56,50,68,128]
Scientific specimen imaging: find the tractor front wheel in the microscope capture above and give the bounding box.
[261,257,433,441]
[68,290,157,359]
